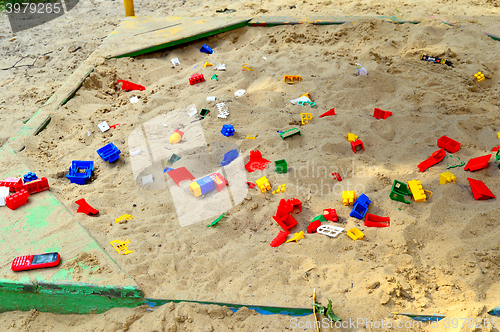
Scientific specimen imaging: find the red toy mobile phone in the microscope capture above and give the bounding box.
[11,252,61,272]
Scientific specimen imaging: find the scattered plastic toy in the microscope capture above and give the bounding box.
[408,180,432,202]
[464,154,491,171]
[200,109,210,119]
[290,96,312,105]
[216,102,229,119]
[474,71,485,82]
[0,178,22,192]
[211,74,218,81]
[171,58,180,66]
[164,167,175,173]
[75,198,99,215]
[189,73,205,85]
[66,161,94,185]
[204,62,213,67]
[331,172,342,181]
[420,55,453,67]
[311,215,327,224]
[351,139,365,154]
[390,180,412,204]
[417,148,446,172]
[142,174,154,184]
[221,149,239,166]
[297,100,316,107]
[116,80,145,92]
[323,209,337,222]
[286,231,304,243]
[168,153,181,164]
[221,124,235,137]
[319,108,336,117]
[272,184,287,195]
[189,173,227,197]
[207,96,216,101]
[214,64,226,71]
[300,113,313,125]
[0,186,9,206]
[200,44,213,54]
[467,178,495,200]
[275,159,288,174]
[241,63,253,71]
[256,176,272,193]
[342,191,357,206]
[439,171,456,185]
[169,129,184,144]
[129,147,142,156]
[17,177,50,194]
[355,63,368,76]
[317,225,344,238]
[109,123,125,129]
[284,75,301,84]
[5,189,29,210]
[365,213,390,227]
[97,143,121,163]
[445,155,465,169]
[110,239,133,255]
[246,182,256,189]
[437,136,461,153]
[207,213,226,227]
[115,214,134,223]
[245,135,257,139]
[272,198,302,231]
[98,121,110,133]
[350,193,371,219]
[270,230,289,247]
[346,133,358,142]
[130,96,139,104]
[234,89,246,97]
[280,128,301,140]
[347,227,364,241]
[23,172,38,183]
[307,220,322,233]
[245,150,270,172]
[373,108,392,119]
[166,167,195,186]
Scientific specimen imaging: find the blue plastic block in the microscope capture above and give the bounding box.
[221,149,239,166]
[350,193,371,219]
[23,172,38,183]
[197,176,215,195]
[97,143,121,163]
[200,44,213,54]
[221,124,235,137]
[163,167,175,173]
[66,161,94,185]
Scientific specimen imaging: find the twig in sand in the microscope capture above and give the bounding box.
[1,51,53,71]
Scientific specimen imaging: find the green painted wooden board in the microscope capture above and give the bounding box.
[248,15,421,26]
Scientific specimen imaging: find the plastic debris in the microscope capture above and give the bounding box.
[245,150,270,172]
[130,96,139,104]
[169,129,184,144]
[216,102,229,119]
[171,58,180,66]
[75,198,99,215]
[241,63,253,71]
[467,178,495,200]
[188,108,198,117]
[286,231,304,243]
[200,44,213,54]
[319,108,336,117]
[300,113,313,125]
[207,96,216,101]
[418,148,446,172]
[211,74,218,81]
[355,63,368,75]
[98,121,110,132]
[166,167,195,186]
[445,155,465,169]
[346,227,364,241]
[129,147,142,156]
[270,230,289,247]
[110,239,133,255]
[204,62,213,67]
[439,171,456,185]
[373,108,392,119]
[290,96,311,105]
[214,64,226,71]
[365,213,390,227]
[142,174,154,185]
[420,54,453,67]
[0,186,9,206]
[474,71,485,82]
[317,225,343,238]
[393,312,445,322]
[168,153,181,164]
[221,149,239,166]
[234,89,246,97]
[67,161,94,185]
[116,80,145,92]
[115,214,134,223]
[97,143,121,163]
[207,213,226,227]
[284,75,301,84]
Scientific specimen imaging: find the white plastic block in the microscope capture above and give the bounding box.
[188,108,198,117]
[171,58,180,66]
[0,186,9,206]
[142,174,154,185]
[206,96,216,101]
[98,121,110,132]
[214,64,226,71]
[317,225,344,238]
[130,96,139,104]
[234,89,246,97]
[129,147,142,156]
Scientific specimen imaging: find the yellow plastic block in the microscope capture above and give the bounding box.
[342,191,357,206]
[276,187,281,194]
[347,228,364,241]
[286,231,305,243]
[204,62,213,67]
[439,171,456,185]
[346,133,358,142]
[299,92,311,99]
[300,113,313,125]
[256,176,271,193]
[408,180,426,202]
[189,182,202,197]
[241,63,253,71]
[110,239,133,255]
[498,132,500,139]
[115,214,134,224]
[474,71,485,82]
[245,135,257,139]
[284,75,301,84]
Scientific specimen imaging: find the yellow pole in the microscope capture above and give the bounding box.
[124,0,135,17]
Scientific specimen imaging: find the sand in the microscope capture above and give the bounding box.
[2,0,500,331]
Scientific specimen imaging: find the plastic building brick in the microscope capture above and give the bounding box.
[346,133,358,142]
[142,175,154,184]
[192,175,216,197]
[221,124,235,137]
[75,198,99,215]
[189,173,227,197]
[280,128,301,140]
[110,239,133,255]
[464,154,491,171]
[467,178,495,200]
[390,180,412,204]
[221,149,239,167]
[311,214,327,223]
[474,71,485,82]
[420,55,453,67]
[0,186,9,206]
[286,231,305,243]
[275,159,288,174]
[317,225,344,238]
[437,136,461,153]
[245,150,271,172]
[23,172,38,183]
[200,44,213,54]
[272,198,302,231]
[211,74,218,81]
[214,64,226,71]
[319,108,335,117]
[408,180,432,202]
[331,172,342,181]
[300,113,313,125]
[169,129,184,144]
[5,189,29,210]
[0,178,23,192]
[98,121,110,132]
[350,193,371,219]
[342,191,357,206]
[365,214,390,227]
[204,62,213,67]
[256,176,271,193]
[439,171,456,185]
[270,231,289,247]
[246,182,256,189]
[66,161,94,185]
[166,167,195,187]
[116,80,145,92]
[19,177,50,195]
[97,143,121,163]
[323,208,337,222]
[373,108,392,119]
[417,148,446,172]
[284,75,301,84]
[129,147,141,156]
[351,139,365,154]
[297,100,316,107]
[347,227,364,241]
[168,153,181,164]
[198,109,210,119]
[171,58,180,66]
[189,73,205,85]
[109,123,125,129]
[209,173,228,192]
[115,214,134,224]
[307,220,322,233]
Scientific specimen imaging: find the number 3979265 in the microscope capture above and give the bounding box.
[5,2,62,14]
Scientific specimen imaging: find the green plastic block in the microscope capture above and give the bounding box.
[275,159,288,174]
[311,215,327,223]
[200,109,210,119]
[168,153,181,164]
[390,180,411,204]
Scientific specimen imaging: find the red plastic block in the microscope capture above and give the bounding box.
[288,198,303,214]
[417,148,446,172]
[270,231,289,247]
[116,80,145,92]
[0,178,22,192]
[464,154,491,172]
[75,198,99,215]
[467,178,495,200]
[166,167,195,187]
[492,145,500,152]
[437,136,461,153]
[331,172,342,181]
[246,182,256,189]
[17,177,50,194]
[109,123,125,129]
[323,208,337,222]
[210,173,228,192]
[272,198,302,231]
[189,73,205,85]
[244,150,271,172]
[373,108,392,119]
[5,189,29,210]
[351,139,365,154]
[319,108,336,118]
[365,213,390,227]
[307,220,322,233]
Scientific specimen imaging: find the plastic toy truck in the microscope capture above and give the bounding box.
[189,173,228,198]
